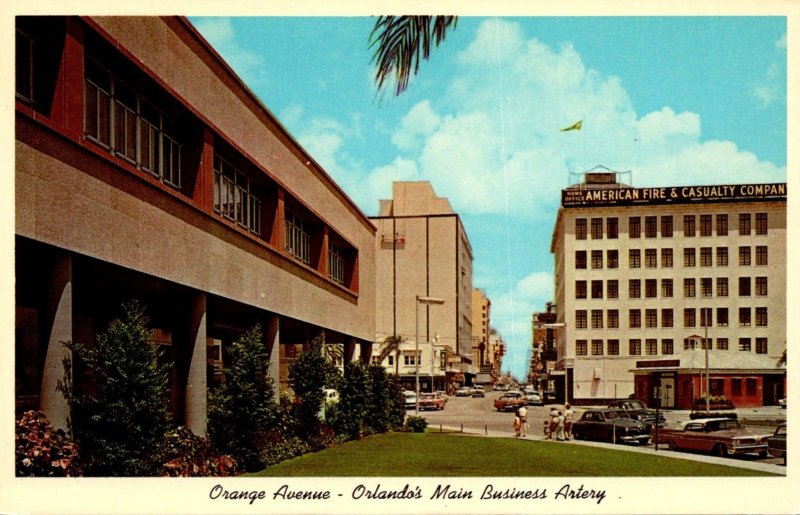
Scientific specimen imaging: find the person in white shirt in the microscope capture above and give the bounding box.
[516,406,528,437]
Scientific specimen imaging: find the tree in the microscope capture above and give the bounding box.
[288,334,340,440]
[207,324,280,470]
[61,300,169,476]
[370,16,458,96]
[376,335,405,376]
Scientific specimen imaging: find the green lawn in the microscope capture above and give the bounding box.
[250,432,778,477]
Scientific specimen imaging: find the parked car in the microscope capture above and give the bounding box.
[525,391,544,406]
[656,418,771,458]
[492,384,505,391]
[607,399,665,428]
[418,392,447,411]
[493,392,526,412]
[471,387,486,398]
[403,390,417,409]
[767,424,786,465]
[779,398,787,409]
[323,388,339,403]
[455,387,472,397]
[572,409,650,444]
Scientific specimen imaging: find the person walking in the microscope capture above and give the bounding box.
[517,406,528,437]
[547,406,558,439]
[564,403,574,440]
[555,410,566,441]
[513,413,522,437]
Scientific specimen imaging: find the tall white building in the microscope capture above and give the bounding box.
[551,171,786,408]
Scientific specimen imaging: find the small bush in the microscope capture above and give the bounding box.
[258,436,312,467]
[16,410,82,477]
[405,415,428,433]
[153,426,237,477]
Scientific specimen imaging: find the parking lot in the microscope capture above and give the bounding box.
[415,391,786,468]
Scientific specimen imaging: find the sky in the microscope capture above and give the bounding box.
[190,15,787,380]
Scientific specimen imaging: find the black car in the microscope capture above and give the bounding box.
[607,399,666,428]
[768,423,786,465]
[572,409,651,444]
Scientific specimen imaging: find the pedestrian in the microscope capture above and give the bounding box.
[517,406,528,437]
[548,406,558,439]
[513,414,522,437]
[555,410,566,441]
[564,403,574,440]
[543,419,550,439]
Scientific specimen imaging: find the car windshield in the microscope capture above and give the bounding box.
[604,410,628,420]
[708,419,741,431]
[420,393,434,399]
[504,393,520,398]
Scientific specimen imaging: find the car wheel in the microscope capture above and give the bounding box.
[573,430,582,440]
[758,450,768,459]
[669,440,678,451]
[713,444,728,458]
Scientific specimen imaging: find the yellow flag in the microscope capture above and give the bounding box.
[560,120,582,132]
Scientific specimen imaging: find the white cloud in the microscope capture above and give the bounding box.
[192,18,269,88]
[775,33,787,50]
[488,271,554,380]
[391,101,442,151]
[752,34,787,108]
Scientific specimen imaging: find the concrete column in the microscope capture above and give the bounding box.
[40,255,72,431]
[185,293,207,437]
[360,340,374,365]
[344,338,357,363]
[265,315,281,402]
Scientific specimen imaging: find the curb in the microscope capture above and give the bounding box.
[435,424,786,475]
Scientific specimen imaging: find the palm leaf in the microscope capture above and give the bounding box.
[370,15,458,96]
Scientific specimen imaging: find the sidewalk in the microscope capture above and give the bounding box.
[435,423,786,475]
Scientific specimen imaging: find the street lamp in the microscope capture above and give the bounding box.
[416,295,445,414]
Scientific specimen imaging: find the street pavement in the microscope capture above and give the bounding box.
[416,392,786,475]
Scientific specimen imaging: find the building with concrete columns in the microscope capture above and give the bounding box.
[551,170,786,408]
[370,182,475,392]
[14,16,376,436]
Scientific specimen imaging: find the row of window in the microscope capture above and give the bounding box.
[575,276,768,300]
[575,306,769,329]
[575,336,769,356]
[575,246,768,270]
[85,58,183,190]
[575,213,769,240]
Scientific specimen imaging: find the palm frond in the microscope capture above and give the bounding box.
[370,15,458,96]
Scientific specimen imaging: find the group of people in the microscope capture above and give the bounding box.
[544,404,573,441]
[512,403,574,440]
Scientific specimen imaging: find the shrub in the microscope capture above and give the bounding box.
[405,415,428,433]
[258,436,312,467]
[336,361,370,440]
[207,324,280,471]
[15,411,82,477]
[364,365,405,433]
[288,334,340,443]
[154,426,237,477]
[61,300,169,476]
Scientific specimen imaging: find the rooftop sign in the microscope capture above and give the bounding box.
[562,183,786,207]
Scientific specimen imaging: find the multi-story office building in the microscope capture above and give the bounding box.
[15,16,376,435]
[471,288,494,383]
[551,171,786,408]
[370,182,474,392]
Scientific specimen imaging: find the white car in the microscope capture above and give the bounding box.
[403,390,417,409]
[525,391,544,406]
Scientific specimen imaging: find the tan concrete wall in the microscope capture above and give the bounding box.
[16,138,374,342]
